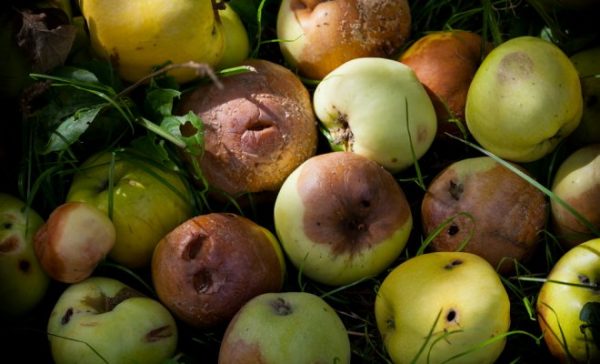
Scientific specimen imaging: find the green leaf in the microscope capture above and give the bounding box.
[160,112,205,157]
[43,105,105,153]
[580,301,600,350]
[144,87,182,119]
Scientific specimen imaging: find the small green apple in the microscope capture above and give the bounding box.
[274,151,413,286]
[567,46,600,146]
[466,36,583,162]
[550,144,600,248]
[313,57,437,173]
[537,238,600,363]
[218,291,351,364]
[0,193,49,318]
[67,150,194,268]
[375,251,511,364]
[48,276,178,364]
[215,3,251,70]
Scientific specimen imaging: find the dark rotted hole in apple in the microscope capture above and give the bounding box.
[271,297,293,316]
[444,259,463,270]
[145,325,174,342]
[360,200,371,208]
[183,235,207,261]
[449,180,463,201]
[3,222,12,229]
[578,274,600,291]
[193,269,213,294]
[19,259,30,273]
[180,121,198,137]
[448,224,459,236]
[446,309,457,322]
[61,307,73,325]
[386,318,395,330]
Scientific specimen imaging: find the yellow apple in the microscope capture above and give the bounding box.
[466,36,583,162]
[537,238,600,363]
[375,251,511,364]
[567,46,600,146]
[215,3,251,70]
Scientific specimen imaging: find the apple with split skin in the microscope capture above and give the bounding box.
[67,149,194,268]
[421,156,548,274]
[47,276,178,364]
[550,144,600,248]
[274,151,413,286]
[277,0,412,80]
[375,251,511,364]
[399,30,493,138]
[218,291,351,364]
[152,212,286,328]
[313,57,437,173]
[537,238,600,363]
[34,201,116,283]
[0,193,49,318]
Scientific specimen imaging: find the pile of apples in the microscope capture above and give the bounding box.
[2,0,600,363]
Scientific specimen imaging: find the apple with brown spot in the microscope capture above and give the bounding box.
[151,213,286,328]
[274,151,413,286]
[421,156,548,274]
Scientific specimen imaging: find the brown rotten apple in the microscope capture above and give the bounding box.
[400,30,493,138]
[421,156,548,274]
[177,59,317,200]
[277,0,412,80]
[151,213,286,328]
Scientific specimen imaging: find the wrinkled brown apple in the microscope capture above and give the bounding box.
[421,156,548,274]
[33,202,116,283]
[400,30,492,138]
[176,59,318,201]
[277,0,412,80]
[151,213,286,328]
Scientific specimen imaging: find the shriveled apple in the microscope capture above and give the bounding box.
[400,30,493,138]
[421,156,548,274]
[176,59,318,200]
[34,202,116,283]
[151,213,285,328]
[277,0,412,80]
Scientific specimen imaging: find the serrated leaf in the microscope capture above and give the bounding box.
[580,301,600,350]
[160,112,204,157]
[43,105,105,153]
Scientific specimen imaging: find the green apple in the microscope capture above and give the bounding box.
[79,0,225,83]
[274,151,413,286]
[218,291,351,364]
[0,193,49,318]
[48,276,178,364]
[276,0,411,80]
[550,144,600,248]
[67,150,194,268]
[375,251,511,364]
[215,3,251,70]
[466,36,583,162]
[567,46,600,146]
[313,57,437,173]
[537,238,600,363]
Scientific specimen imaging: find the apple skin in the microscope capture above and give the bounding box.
[313,57,437,173]
[537,238,600,363]
[47,276,178,364]
[466,36,583,162]
[215,3,251,70]
[79,0,225,83]
[550,144,600,248]
[375,251,511,364]
[567,46,600,146]
[276,0,411,80]
[66,150,194,268]
[218,291,351,364]
[399,30,493,138]
[274,151,413,286]
[421,156,548,274]
[0,193,49,318]
[152,213,286,328]
[34,202,116,283]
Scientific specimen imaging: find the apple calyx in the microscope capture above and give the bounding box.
[271,297,293,316]
[444,259,464,270]
[327,112,353,150]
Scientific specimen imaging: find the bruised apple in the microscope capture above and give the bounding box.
[177,59,317,199]
[34,202,116,283]
[277,0,412,80]
[152,213,285,328]
[421,156,548,273]
[274,152,412,286]
[400,30,492,138]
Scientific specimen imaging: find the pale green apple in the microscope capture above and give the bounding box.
[537,238,600,363]
[466,36,583,162]
[567,46,600,146]
[0,193,49,318]
[375,251,511,364]
[313,57,437,173]
[48,276,178,364]
[67,150,194,268]
[218,291,351,364]
[274,151,413,286]
[551,144,600,248]
[215,3,251,70]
